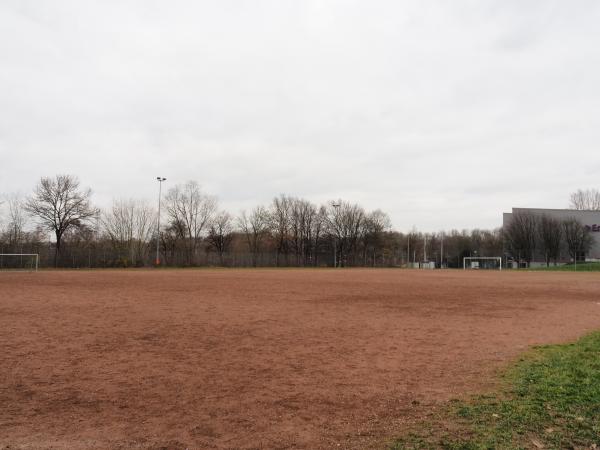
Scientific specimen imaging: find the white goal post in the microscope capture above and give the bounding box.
[463,256,502,270]
[0,254,39,272]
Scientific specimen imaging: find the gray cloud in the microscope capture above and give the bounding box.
[1,0,599,231]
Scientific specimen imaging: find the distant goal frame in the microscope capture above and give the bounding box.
[0,254,39,272]
[463,256,502,271]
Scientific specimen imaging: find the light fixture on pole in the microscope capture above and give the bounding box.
[332,202,341,268]
[155,177,166,266]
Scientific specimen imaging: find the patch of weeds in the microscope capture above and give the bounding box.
[390,332,600,449]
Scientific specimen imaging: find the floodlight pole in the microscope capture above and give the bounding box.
[332,202,341,268]
[155,177,166,265]
[440,232,444,269]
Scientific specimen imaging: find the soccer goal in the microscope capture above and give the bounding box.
[463,256,502,270]
[0,254,39,272]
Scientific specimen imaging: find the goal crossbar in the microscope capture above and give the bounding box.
[0,254,39,272]
[463,256,502,270]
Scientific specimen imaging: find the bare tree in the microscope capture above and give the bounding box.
[569,189,600,210]
[326,201,366,267]
[165,181,217,265]
[360,209,392,266]
[160,219,186,266]
[25,175,98,266]
[207,211,234,265]
[2,195,27,248]
[102,199,156,266]
[238,206,269,267]
[480,228,503,257]
[310,205,327,266]
[61,222,96,267]
[286,198,316,266]
[562,218,592,262]
[504,211,537,267]
[269,195,291,266]
[538,215,562,267]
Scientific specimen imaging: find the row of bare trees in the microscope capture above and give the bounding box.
[504,211,592,267]
[0,175,596,268]
[234,197,394,268]
[0,175,396,268]
[569,189,600,210]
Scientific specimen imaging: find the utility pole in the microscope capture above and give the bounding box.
[155,177,166,266]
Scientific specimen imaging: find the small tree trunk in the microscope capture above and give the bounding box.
[54,231,61,268]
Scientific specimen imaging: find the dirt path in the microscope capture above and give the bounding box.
[2,269,600,449]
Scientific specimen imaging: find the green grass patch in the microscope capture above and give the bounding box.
[390,332,600,449]
[532,262,600,272]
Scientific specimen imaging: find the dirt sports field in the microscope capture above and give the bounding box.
[2,269,600,449]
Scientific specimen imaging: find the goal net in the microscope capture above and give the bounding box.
[0,254,39,272]
[463,256,502,270]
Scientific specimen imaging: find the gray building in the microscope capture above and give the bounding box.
[503,207,600,266]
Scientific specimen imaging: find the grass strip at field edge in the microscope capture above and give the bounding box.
[529,262,600,272]
[389,331,600,449]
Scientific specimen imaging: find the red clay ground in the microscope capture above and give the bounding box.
[2,269,600,449]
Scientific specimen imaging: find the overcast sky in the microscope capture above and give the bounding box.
[1,1,599,231]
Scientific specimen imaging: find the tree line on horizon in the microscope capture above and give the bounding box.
[0,175,597,269]
[502,189,600,267]
[505,212,593,267]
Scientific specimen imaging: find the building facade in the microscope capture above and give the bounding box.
[502,207,600,266]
